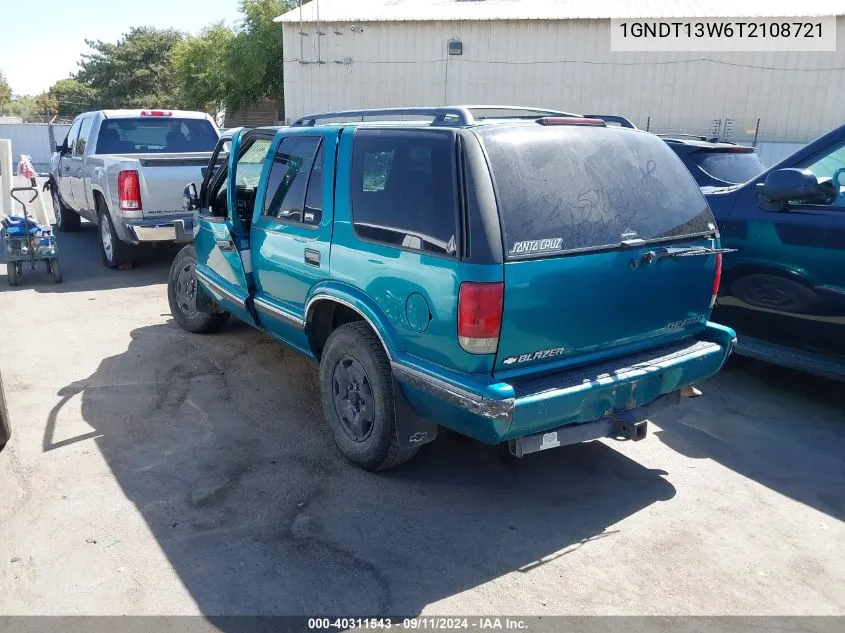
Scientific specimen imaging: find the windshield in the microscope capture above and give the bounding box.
[96,118,218,154]
[696,151,766,184]
[480,126,716,258]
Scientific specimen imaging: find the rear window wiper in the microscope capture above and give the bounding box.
[644,245,737,262]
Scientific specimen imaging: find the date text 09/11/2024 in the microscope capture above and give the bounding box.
[307,617,530,630]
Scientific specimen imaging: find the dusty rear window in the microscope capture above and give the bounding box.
[480,126,715,258]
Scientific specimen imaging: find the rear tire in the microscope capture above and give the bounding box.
[52,190,80,232]
[98,205,133,269]
[168,245,230,333]
[6,262,18,286]
[319,321,419,470]
[48,259,63,283]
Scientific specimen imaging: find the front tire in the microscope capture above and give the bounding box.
[167,245,229,333]
[52,190,80,232]
[98,207,133,269]
[6,262,18,286]
[0,370,10,452]
[319,322,419,470]
[731,274,820,314]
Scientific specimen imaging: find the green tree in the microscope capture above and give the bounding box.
[5,96,31,119]
[173,22,234,119]
[224,0,295,112]
[0,71,11,113]
[76,27,185,109]
[34,93,59,119]
[49,79,99,118]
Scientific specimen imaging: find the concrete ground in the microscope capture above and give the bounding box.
[1,225,844,619]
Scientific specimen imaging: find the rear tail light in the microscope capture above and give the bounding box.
[458,282,503,354]
[118,170,142,211]
[710,253,723,309]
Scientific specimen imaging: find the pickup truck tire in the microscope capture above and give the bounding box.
[168,245,230,333]
[52,190,80,232]
[320,321,419,470]
[98,206,133,269]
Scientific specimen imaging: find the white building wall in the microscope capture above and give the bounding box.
[282,17,845,143]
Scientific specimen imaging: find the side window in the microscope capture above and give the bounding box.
[350,130,458,256]
[64,118,82,153]
[304,144,324,225]
[75,117,94,156]
[235,138,272,188]
[262,136,322,224]
[207,137,270,219]
[799,142,845,208]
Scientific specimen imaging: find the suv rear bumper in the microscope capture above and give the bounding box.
[392,322,736,444]
[122,217,194,245]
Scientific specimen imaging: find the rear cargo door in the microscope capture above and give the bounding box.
[479,125,721,374]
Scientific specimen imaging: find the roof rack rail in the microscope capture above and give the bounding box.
[290,105,582,127]
[584,114,637,129]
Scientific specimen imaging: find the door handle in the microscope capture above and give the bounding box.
[304,249,320,267]
[75,169,82,175]
[216,239,235,252]
[63,166,70,172]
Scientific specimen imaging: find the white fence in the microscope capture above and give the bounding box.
[0,123,72,172]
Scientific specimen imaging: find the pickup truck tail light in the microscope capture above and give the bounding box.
[458,282,503,354]
[710,253,723,309]
[118,170,142,211]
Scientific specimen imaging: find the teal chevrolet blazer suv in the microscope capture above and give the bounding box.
[167,106,736,470]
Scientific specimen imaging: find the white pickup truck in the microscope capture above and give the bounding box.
[49,109,220,268]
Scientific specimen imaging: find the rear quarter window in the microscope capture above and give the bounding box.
[350,129,458,257]
[480,126,716,258]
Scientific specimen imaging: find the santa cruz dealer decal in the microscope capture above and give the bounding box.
[502,347,566,365]
[509,238,563,256]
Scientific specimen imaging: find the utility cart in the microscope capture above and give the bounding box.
[2,187,61,285]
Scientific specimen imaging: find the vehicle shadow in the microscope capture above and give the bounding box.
[654,357,845,522]
[0,223,180,294]
[45,321,676,618]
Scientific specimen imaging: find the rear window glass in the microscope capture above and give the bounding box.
[695,151,765,184]
[96,118,218,154]
[480,126,715,257]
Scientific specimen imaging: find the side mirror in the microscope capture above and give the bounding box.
[55,143,67,156]
[757,168,819,204]
[183,183,200,212]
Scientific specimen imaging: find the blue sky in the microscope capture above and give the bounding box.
[1,0,247,96]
